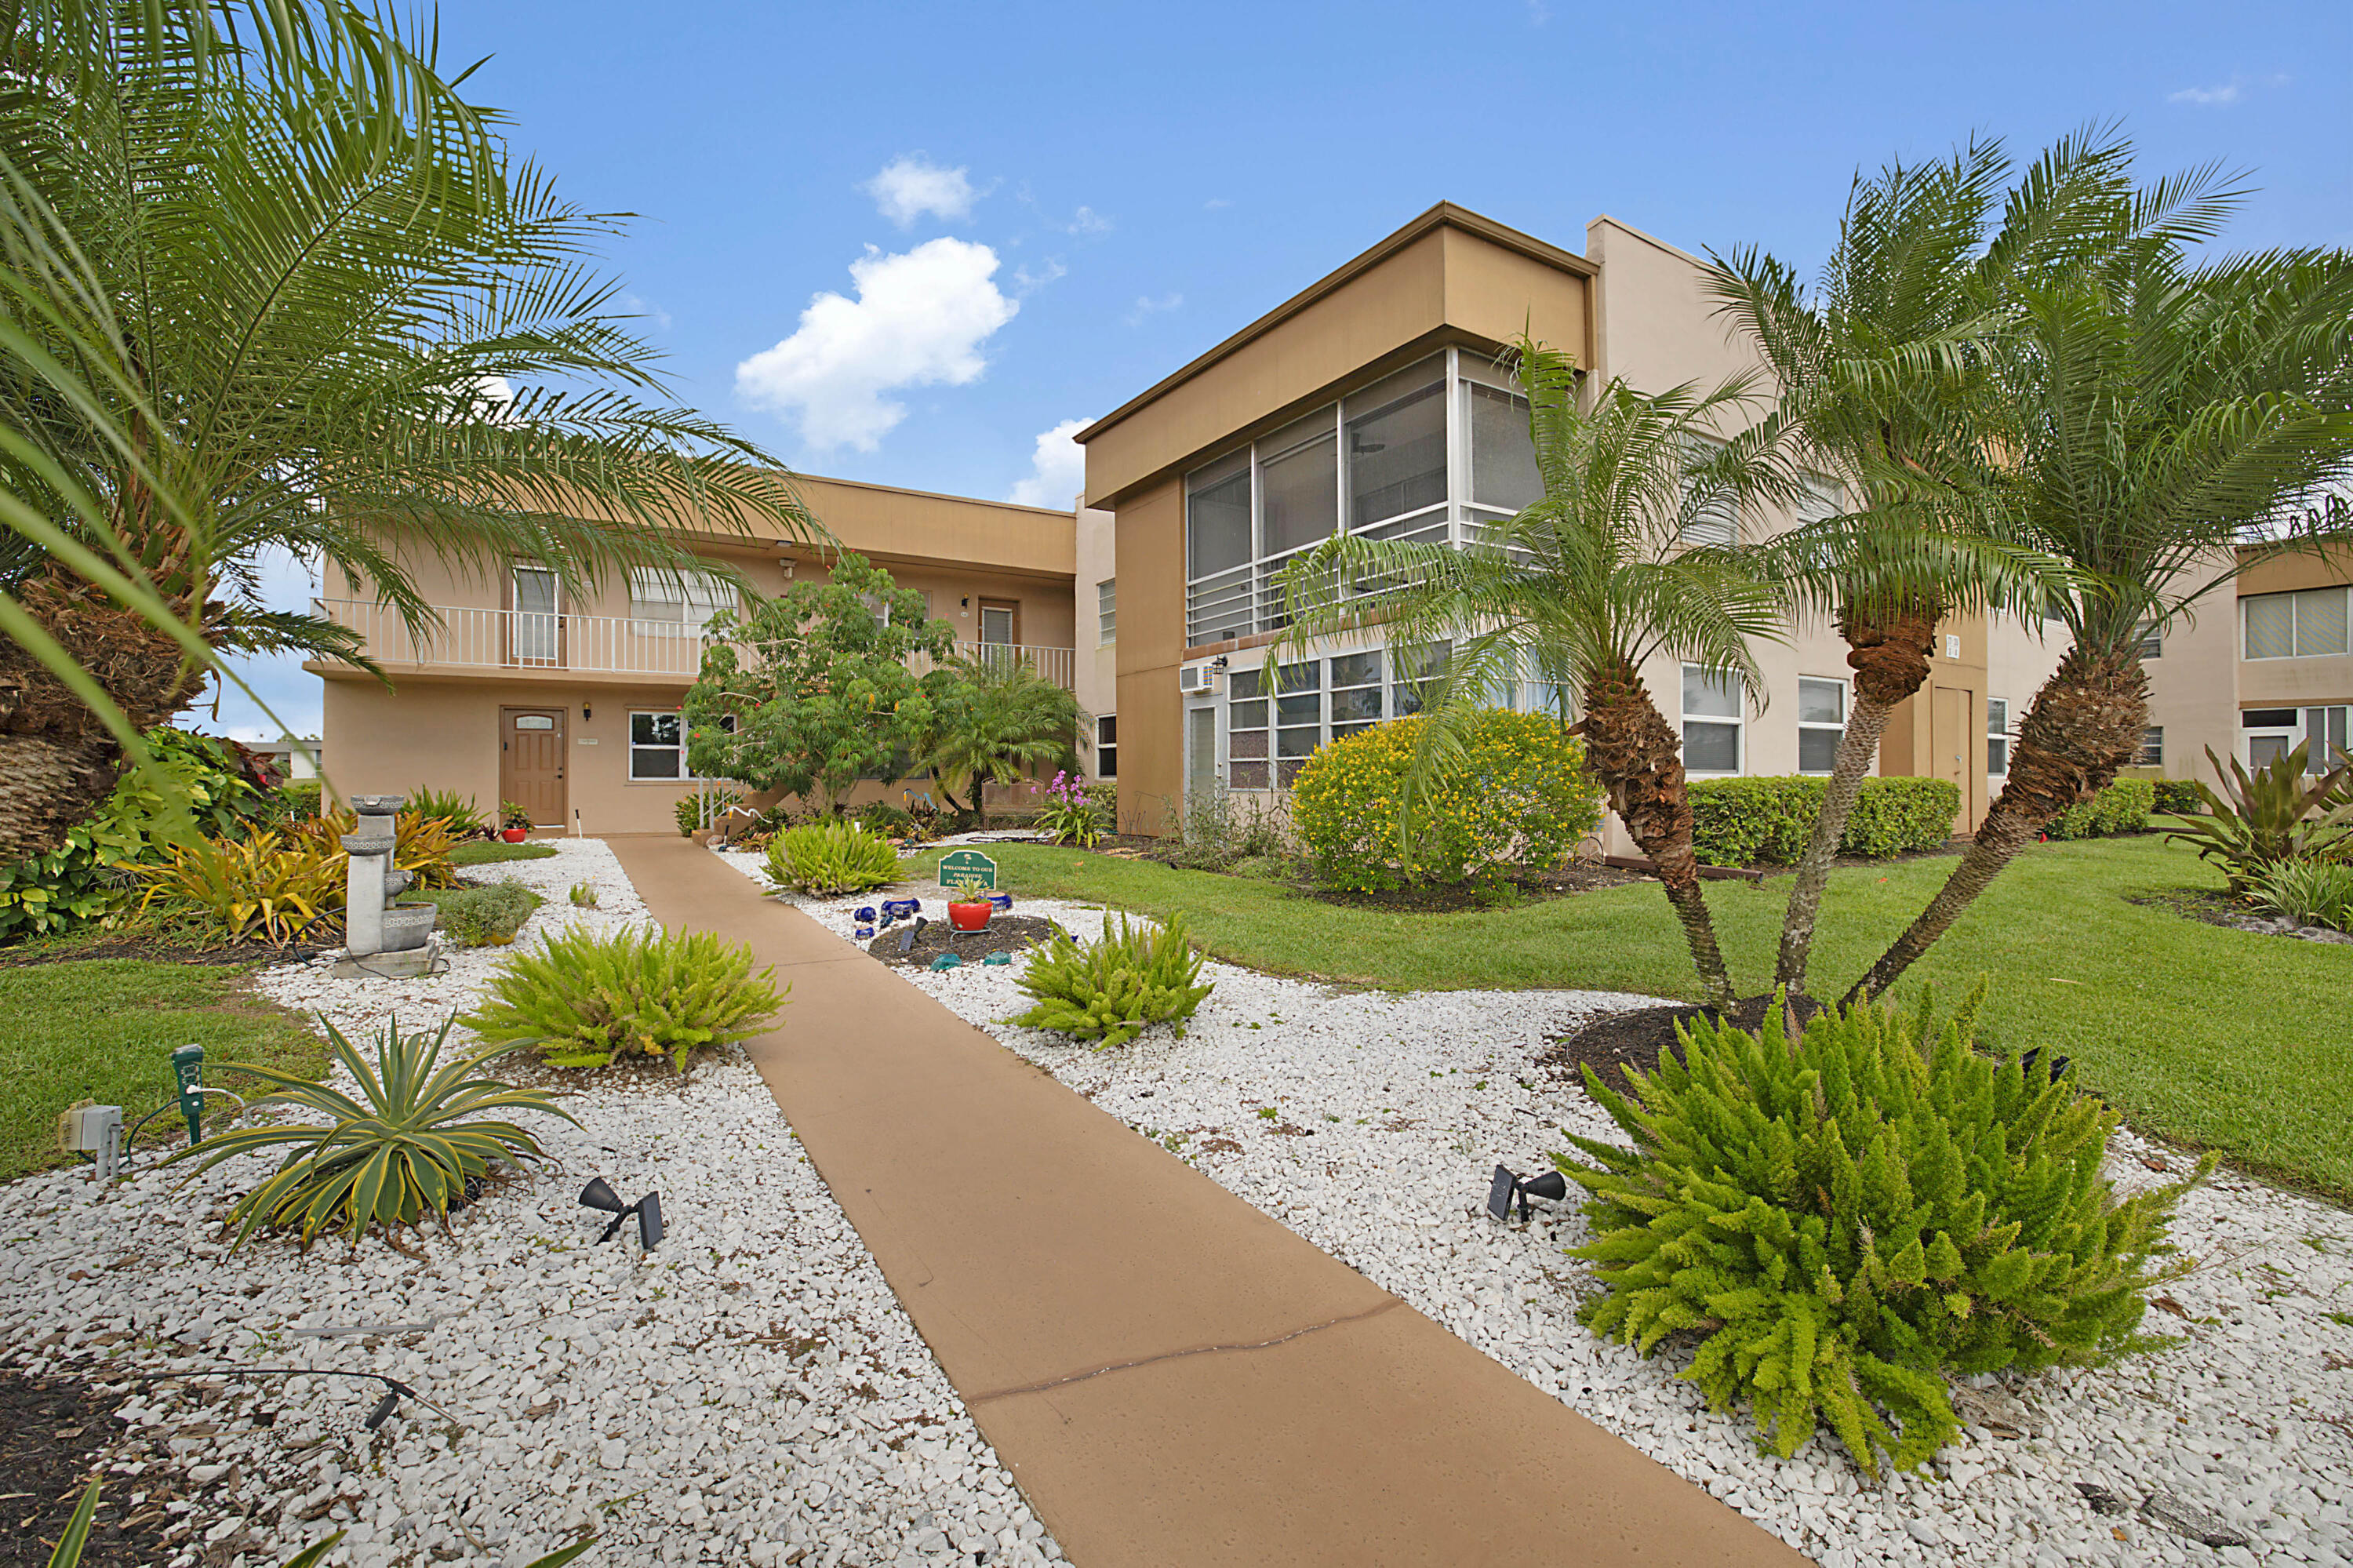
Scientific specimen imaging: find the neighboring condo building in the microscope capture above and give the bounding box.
[1074,202,2069,842]
[310,475,1076,835]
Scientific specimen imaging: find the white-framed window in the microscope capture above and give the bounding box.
[629,568,735,635]
[1678,435,1737,547]
[2135,727,2164,767]
[2133,620,2163,660]
[1390,641,1448,718]
[1988,698,2010,776]
[1097,579,1117,644]
[1797,677,1846,773]
[628,710,731,780]
[1096,714,1117,779]
[1227,668,1268,791]
[1328,649,1384,740]
[1273,660,1323,788]
[2244,588,2351,659]
[1682,664,1744,773]
[2247,705,2349,772]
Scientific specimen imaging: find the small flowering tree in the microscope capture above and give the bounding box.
[1036,771,1102,849]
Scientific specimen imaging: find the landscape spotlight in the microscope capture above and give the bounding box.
[1486,1163,1569,1224]
[579,1176,664,1250]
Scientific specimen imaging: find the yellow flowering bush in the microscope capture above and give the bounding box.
[1290,710,1604,892]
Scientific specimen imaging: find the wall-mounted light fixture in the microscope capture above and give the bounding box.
[582,703,593,721]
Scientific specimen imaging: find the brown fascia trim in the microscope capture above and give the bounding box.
[1075,201,1598,449]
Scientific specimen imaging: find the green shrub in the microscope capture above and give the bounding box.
[1036,772,1102,848]
[1012,913,1215,1048]
[165,1015,573,1250]
[419,881,540,947]
[853,801,921,839]
[460,924,787,1071]
[135,830,345,945]
[676,788,744,838]
[1290,711,1605,892]
[1151,788,1289,871]
[2151,778,2202,817]
[407,787,486,837]
[764,820,902,895]
[1558,993,2207,1476]
[2045,779,2155,839]
[569,881,598,908]
[1686,777,1959,868]
[2247,859,2353,932]
[2160,744,2351,889]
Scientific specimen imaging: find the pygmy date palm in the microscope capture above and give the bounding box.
[1275,341,1792,1007]
[0,1,820,860]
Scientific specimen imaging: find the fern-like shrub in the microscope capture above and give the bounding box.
[460,924,786,1071]
[763,821,901,894]
[1012,914,1214,1048]
[1557,993,2206,1475]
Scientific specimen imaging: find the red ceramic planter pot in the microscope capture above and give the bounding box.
[501,828,529,842]
[947,900,993,932]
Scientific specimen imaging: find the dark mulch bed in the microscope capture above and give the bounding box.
[0,936,325,968]
[1307,861,1646,913]
[864,913,1067,970]
[1540,992,1831,1094]
[0,1364,180,1566]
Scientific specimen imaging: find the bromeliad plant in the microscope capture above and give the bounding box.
[136,828,344,944]
[2161,743,2351,890]
[1012,914,1214,1049]
[460,924,785,1071]
[164,1017,573,1250]
[1556,992,2208,1475]
[764,820,901,895]
[1036,771,1103,849]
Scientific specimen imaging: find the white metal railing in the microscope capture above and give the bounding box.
[318,599,1075,690]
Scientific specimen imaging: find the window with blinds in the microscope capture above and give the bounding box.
[628,569,736,635]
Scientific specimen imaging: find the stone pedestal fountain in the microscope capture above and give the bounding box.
[333,794,440,978]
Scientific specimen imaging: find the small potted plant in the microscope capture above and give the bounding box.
[945,874,993,931]
[500,799,532,842]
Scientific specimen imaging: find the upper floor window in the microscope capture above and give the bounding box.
[1345,360,1447,540]
[1797,677,1846,773]
[2133,619,2162,659]
[1097,579,1117,644]
[1682,665,1744,773]
[2244,588,2349,659]
[1678,435,1737,547]
[629,569,735,635]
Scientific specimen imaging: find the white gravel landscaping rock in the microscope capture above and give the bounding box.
[1,839,1061,1568]
[723,849,2353,1568]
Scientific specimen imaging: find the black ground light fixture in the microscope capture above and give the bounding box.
[1486,1163,1569,1223]
[580,1176,664,1249]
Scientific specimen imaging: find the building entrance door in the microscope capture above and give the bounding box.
[1931,685,1979,832]
[500,707,568,830]
[1186,706,1217,809]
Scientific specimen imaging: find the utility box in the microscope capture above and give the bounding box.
[59,1103,125,1181]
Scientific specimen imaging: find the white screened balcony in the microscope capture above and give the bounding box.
[315,598,1076,691]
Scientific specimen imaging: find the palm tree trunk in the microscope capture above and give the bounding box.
[1582,663,1737,1009]
[1844,645,2148,1004]
[1775,605,1938,996]
[0,572,210,862]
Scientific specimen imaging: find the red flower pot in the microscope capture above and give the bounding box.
[501,827,529,842]
[947,900,993,932]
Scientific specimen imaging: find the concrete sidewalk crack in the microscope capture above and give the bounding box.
[966,1298,1405,1404]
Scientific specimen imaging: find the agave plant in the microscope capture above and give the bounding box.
[164,1016,573,1250]
[2160,743,2352,890]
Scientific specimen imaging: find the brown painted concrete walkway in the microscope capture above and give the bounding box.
[611,838,1810,1567]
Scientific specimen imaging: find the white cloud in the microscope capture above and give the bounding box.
[864,155,979,227]
[1012,257,1067,293]
[736,238,1018,453]
[1203,198,1231,211]
[1123,292,1183,326]
[1062,205,1112,237]
[619,292,673,331]
[1008,418,1091,508]
[2169,71,2288,107]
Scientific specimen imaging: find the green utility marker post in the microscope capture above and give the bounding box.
[170,1045,205,1144]
[937,849,997,891]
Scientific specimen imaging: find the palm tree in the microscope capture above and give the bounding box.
[0,0,819,860]
[1849,176,2353,1001]
[1275,343,1791,1007]
[1707,132,2198,1001]
[923,655,1087,828]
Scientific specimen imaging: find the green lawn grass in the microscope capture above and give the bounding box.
[449,840,558,867]
[0,960,328,1182]
[915,837,2353,1199]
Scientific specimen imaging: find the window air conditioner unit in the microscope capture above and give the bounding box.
[1179,664,1216,695]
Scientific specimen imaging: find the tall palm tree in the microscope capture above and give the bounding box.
[1707,132,2180,1001]
[0,0,819,860]
[1850,186,2353,1001]
[1275,343,1791,1007]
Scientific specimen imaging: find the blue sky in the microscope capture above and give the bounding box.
[205,0,2351,742]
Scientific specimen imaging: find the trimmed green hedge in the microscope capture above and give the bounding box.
[2151,778,2202,817]
[2044,778,2155,840]
[1689,777,1960,868]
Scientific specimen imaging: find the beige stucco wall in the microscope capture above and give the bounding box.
[1075,500,1119,788]
[1112,478,1187,835]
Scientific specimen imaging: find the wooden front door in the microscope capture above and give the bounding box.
[500,708,567,830]
[1931,685,1979,832]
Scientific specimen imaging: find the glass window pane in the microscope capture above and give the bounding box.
[631,748,682,780]
[2245,593,2294,659]
[631,711,678,746]
[514,567,557,616]
[1331,722,1377,740]
[2249,736,2289,766]
[1685,719,1740,773]
[1276,693,1321,724]
[1798,678,1845,725]
[1277,660,1320,692]
[1230,698,1267,729]
[1187,457,1252,579]
[1231,729,1268,759]
[1098,715,1117,746]
[1988,698,2008,732]
[1798,727,1841,773]
[1229,668,1263,700]
[1467,384,1542,514]
[1277,758,1311,788]
[1331,686,1383,723]
[2137,728,2164,767]
[1276,728,1319,758]
[2297,588,2348,657]
[1346,362,1447,529]
[2243,707,2298,728]
[1229,760,1270,790]
[1260,415,1339,558]
[1988,737,2009,774]
[1331,650,1382,689]
[1683,665,1742,719]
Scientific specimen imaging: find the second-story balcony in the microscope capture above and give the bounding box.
[314,598,1077,691]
